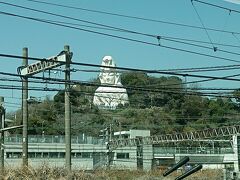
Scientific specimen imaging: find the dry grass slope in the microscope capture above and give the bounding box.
[0,165,223,180]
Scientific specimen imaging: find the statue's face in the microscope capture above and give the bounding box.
[99,71,115,84]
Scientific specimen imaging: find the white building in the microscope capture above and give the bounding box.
[3,130,240,173]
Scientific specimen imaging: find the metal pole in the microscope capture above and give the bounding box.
[0,96,4,174]
[109,124,112,142]
[64,45,71,171]
[22,47,28,167]
[119,121,122,140]
[106,127,110,169]
[106,126,113,169]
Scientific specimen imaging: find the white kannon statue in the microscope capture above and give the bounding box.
[93,56,129,109]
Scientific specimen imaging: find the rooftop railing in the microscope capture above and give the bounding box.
[4,134,104,145]
[153,146,234,155]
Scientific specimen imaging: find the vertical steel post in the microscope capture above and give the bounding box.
[0,96,4,174]
[22,47,28,167]
[64,45,71,171]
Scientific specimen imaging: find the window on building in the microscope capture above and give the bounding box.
[82,152,92,158]
[29,152,36,158]
[59,152,65,158]
[6,152,12,158]
[116,153,129,159]
[8,152,22,158]
[43,152,49,158]
[49,152,58,158]
[75,152,82,158]
[36,152,42,158]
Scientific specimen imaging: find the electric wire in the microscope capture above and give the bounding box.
[1,76,240,91]
[6,13,240,50]
[1,51,240,73]
[1,1,240,58]
[19,16,240,49]
[2,52,240,92]
[0,80,234,99]
[1,7,240,63]
[71,64,240,74]
[2,52,240,82]
[162,35,240,49]
[1,1,240,90]
[161,36,240,57]
[0,1,155,38]
[1,70,240,93]
[17,15,240,55]
[232,33,240,44]
[191,0,215,49]
[0,80,235,102]
[150,73,240,87]
[24,0,240,35]
[193,0,240,14]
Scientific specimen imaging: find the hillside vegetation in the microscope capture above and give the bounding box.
[9,72,240,136]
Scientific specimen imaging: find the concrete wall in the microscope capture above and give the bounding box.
[143,145,153,170]
[113,147,137,170]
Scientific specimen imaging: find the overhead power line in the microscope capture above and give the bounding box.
[14,15,240,55]
[6,13,240,50]
[163,36,240,49]
[193,0,240,14]
[0,2,240,62]
[0,83,234,99]
[71,65,240,73]
[1,12,240,64]
[1,52,240,83]
[24,0,240,35]
[0,76,238,91]
[2,49,240,73]
[161,36,240,56]
[165,73,240,87]
[1,53,240,82]
[3,68,240,90]
[0,71,236,99]
[191,0,215,49]
[160,66,240,73]
[69,62,240,73]
[0,1,155,38]
[232,33,240,44]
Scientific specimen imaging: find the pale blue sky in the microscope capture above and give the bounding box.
[0,0,240,111]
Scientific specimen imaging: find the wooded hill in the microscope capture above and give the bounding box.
[10,72,240,136]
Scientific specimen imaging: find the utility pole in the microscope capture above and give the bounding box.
[19,46,71,168]
[22,47,28,167]
[0,96,5,174]
[106,124,113,169]
[64,45,71,171]
[0,97,23,174]
[119,121,122,140]
[105,126,110,169]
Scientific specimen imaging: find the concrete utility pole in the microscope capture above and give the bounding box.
[20,46,71,168]
[22,47,28,167]
[106,125,113,169]
[0,96,5,173]
[64,45,71,171]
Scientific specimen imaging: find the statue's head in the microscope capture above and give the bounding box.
[101,56,116,68]
[99,56,116,84]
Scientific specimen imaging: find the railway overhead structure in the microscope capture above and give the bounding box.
[109,125,240,150]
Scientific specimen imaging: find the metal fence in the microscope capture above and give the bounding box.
[4,134,103,145]
[153,146,234,155]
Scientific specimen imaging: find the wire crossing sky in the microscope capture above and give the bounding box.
[0,0,240,111]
